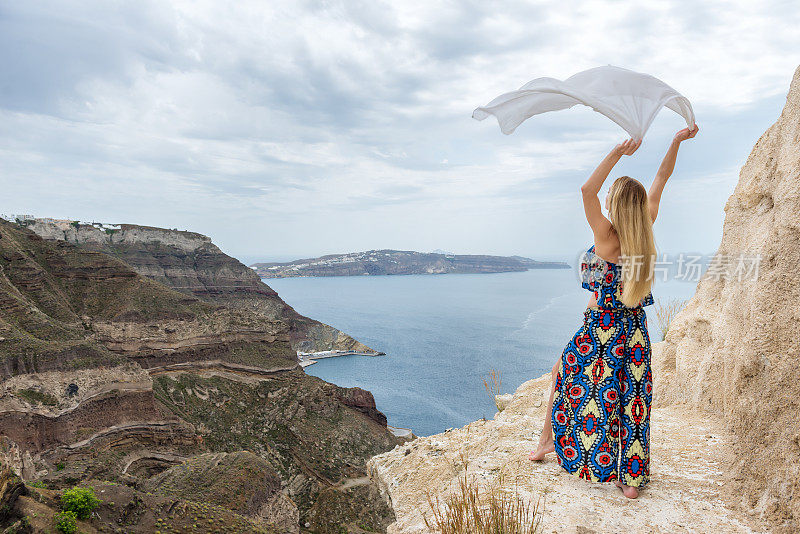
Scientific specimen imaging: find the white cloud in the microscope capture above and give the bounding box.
[1,0,798,258]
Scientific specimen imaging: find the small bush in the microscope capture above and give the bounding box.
[55,462,65,471]
[61,486,101,519]
[16,388,58,406]
[54,510,78,534]
[29,480,47,488]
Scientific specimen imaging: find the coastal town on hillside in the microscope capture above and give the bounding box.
[255,250,406,273]
[1,213,122,232]
[251,249,570,278]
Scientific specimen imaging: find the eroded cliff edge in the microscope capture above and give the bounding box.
[25,219,375,354]
[367,66,800,534]
[0,219,405,533]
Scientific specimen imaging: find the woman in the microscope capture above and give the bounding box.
[528,125,699,499]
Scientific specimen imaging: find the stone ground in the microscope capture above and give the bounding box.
[368,374,770,534]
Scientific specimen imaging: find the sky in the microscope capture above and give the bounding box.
[1,1,799,264]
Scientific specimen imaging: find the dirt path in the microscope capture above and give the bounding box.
[338,476,372,490]
[368,374,769,534]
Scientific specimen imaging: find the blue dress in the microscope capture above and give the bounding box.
[550,245,654,487]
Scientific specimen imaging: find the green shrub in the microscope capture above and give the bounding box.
[29,480,47,488]
[16,388,58,406]
[54,510,78,534]
[61,486,101,519]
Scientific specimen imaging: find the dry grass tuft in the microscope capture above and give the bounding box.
[422,453,543,534]
[654,298,686,341]
[483,369,502,411]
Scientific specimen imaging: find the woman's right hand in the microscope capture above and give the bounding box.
[674,124,699,143]
[612,138,642,157]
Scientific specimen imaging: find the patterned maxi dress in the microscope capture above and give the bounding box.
[551,245,654,487]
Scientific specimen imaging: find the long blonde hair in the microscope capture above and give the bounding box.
[608,176,656,307]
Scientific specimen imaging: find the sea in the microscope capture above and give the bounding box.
[265,267,698,437]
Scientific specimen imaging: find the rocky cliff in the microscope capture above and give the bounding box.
[653,65,800,532]
[26,219,375,354]
[366,66,800,534]
[0,219,406,533]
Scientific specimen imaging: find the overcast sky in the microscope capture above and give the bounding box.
[2,1,799,263]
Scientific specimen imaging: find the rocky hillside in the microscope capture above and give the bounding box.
[0,219,407,533]
[26,219,374,354]
[654,64,800,532]
[366,66,800,534]
[0,463,280,534]
[252,249,569,278]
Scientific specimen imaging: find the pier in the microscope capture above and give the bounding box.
[387,425,415,439]
[297,349,386,367]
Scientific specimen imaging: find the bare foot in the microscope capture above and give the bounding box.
[528,441,554,461]
[613,479,639,499]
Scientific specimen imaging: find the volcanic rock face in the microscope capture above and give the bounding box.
[0,220,405,533]
[27,219,376,354]
[142,451,300,533]
[654,65,800,531]
[0,465,26,525]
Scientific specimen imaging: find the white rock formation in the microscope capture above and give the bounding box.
[655,65,800,531]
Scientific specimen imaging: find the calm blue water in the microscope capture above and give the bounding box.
[266,269,697,437]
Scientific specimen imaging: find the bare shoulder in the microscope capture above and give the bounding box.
[593,228,621,264]
[591,211,613,234]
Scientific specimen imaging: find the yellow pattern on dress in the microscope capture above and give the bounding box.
[577,398,602,451]
[594,322,617,344]
[626,327,647,381]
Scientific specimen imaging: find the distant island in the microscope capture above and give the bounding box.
[250,249,570,278]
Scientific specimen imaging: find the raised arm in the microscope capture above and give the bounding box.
[649,125,699,222]
[581,138,641,238]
